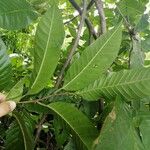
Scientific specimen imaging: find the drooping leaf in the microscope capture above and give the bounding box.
[94,97,144,150]
[6,79,24,102]
[63,23,122,91]
[0,38,12,91]
[0,0,38,30]
[130,36,144,68]
[39,102,98,150]
[78,67,150,101]
[5,112,34,150]
[28,4,64,95]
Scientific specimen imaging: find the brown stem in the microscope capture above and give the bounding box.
[18,92,75,104]
[69,0,97,39]
[55,0,87,88]
[34,115,47,144]
[64,0,95,25]
[94,0,106,35]
[94,0,107,114]
[64,15,79,25]
[87,0,95,10]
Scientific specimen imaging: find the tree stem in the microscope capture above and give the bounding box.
[94,0,106,35]
[55,0,87,88]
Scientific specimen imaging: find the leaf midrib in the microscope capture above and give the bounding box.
[30,8,55,90]
[0,9,33,16]
[63,24,121,89]
[79,72,150,95]
[42,103,91,149]
[13,114,27,150]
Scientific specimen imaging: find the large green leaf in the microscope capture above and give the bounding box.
[94,97,144,150]
[63,23,122,91]
[0,0,38,30]
[0,38,12,91]
[39,102,98,150]
[5,112,34,150]
[29,4,64,95]
[78,67,150,101]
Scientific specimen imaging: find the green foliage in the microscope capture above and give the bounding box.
[94,97,144,150]
[5,112,34,150]
[78,67,150,101]
[63,23,122,91]
[29,4,65,95]
[0,38,12,91]
[118,0,147,23]
[39,102,99,150]
[138,112,150,150]
[130,37,144,68]
[0,0,38,30]
[136,14,149,32]
[0,0,150,149]
[6,79,24,102]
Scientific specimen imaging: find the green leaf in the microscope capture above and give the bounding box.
[130,36,144,69]
[64,139,76,150]
[138,112,150,150]
[142,37,150,52]
[135,14,149,32]
[54,118,69,148]
[25,103,49,114]
[28,4,64,95]
[63,23,122,91]
[118,0,146,18]
[78,67,150,101]
[0,0,38,30]
[39,102,98,150]
[0,38,12,91]
[6,112,34,150]
[94,97,144,150]
[6,79,24,102]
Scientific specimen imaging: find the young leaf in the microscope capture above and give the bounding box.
[0,0,38,30]
[6,79,24,102]
[78,67,150,101]
[28,4,64,95]
[94,97,144,150]
[39,102,99,150]
[63,23,122,91]
[0,38,12,91]
[6,112,34,150]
